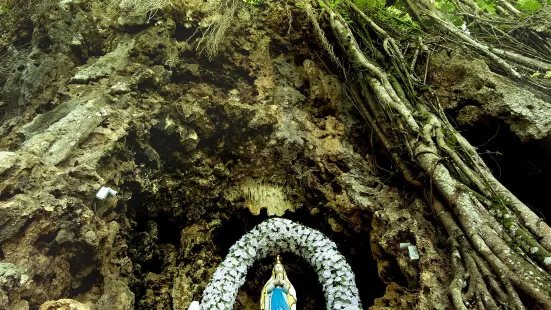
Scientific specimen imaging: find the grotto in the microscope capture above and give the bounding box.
[1,0,551,309]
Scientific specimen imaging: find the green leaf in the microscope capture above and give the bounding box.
[353,0,385,10]
[516,0,542,12]
[480,3,496,14]
[440,3,455,14]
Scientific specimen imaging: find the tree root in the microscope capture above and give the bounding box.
[403,0,551,91]
[309,2,551,308]
[196,0,241,59]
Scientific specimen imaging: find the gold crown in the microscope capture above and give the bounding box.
[276,255,282,264]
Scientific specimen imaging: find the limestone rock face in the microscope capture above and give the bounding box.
[71,40,136,84]
[0,263,29,309]
[18,93,111,165]
[94,276,134,310]
[430,50,551,140]
[39,299,91,310]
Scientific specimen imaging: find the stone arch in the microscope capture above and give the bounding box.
[196,218,363,310]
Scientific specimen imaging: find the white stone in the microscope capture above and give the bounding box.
[95,187,117,200]
[408,245,420,260]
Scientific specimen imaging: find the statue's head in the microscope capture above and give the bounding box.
[274,263,285,274]
[273,255,286,277]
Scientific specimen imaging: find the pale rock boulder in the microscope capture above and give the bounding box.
[39,299,90,310]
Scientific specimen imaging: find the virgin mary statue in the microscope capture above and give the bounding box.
[260,256,297,310]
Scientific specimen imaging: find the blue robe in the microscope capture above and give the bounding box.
[270,287,290,310]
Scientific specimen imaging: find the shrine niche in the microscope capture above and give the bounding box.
[189,218,363,310]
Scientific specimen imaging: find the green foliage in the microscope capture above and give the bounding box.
[443,127,459,148]
[516,0,542,12]
[341,0,420,33]
[437,1,455,14]
[490,195,512,209]
[434,0,465,25]
[489,194,516,228]
[318,0,353,23]
[383,6,421,33]
[318,0,344,13]
[318,0,340,8]
[340,11,354,24]
[476,0,497,14]
[369,0,421,32]
[530,71,551,79]
[353,0,385,10]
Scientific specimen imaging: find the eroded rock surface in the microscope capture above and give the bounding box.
[430,50,551,140]
[39,299,90,310]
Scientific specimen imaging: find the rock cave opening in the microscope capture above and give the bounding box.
[457,116,551,222]
[124,183,386,309]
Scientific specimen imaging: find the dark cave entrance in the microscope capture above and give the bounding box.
[456,117,551,222]
[124,185,385,309]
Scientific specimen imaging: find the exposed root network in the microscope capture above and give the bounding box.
[309,0,551,308]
